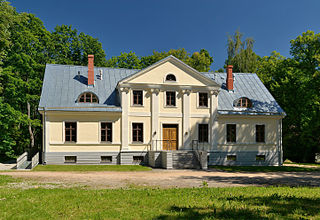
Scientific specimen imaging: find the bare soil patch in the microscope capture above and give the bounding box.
[1,169,320,189]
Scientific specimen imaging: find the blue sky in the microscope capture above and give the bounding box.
[10,0,320,70]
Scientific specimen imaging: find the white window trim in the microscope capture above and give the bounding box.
[197,123,209,143]
[63,121,78,143]
[99,121,114,143]
[131,90,144,107]
[164,90,177,108]
[197,91,209,109]
[255,123,266,143]
[226,123,237,144]
[163,73,178,83]
[130,121,145,144]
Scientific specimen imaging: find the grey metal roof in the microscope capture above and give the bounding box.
[39,62,285,116]
[38,64,138,111]
[202,72,285,116]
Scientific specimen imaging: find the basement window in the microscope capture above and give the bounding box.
[227,155,237,161]
[65,156,77,163]
[101,156,112,163]
[133,156,144,164]
[256,155,266,161]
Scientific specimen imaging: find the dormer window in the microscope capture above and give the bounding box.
[165,74,176,82]
[234,97,252,108]
[78,92,98,103]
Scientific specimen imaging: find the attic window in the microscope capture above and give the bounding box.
[234,97,252,108]
[165,74,176,82]
[78,92,98,103]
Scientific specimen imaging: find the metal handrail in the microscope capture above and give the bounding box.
[152,140,176,151]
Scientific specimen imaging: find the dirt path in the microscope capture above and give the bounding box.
[1,169,320,188]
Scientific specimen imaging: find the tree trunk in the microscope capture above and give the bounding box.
[27,101,35,149]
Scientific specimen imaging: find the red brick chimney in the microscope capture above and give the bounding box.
[226,65,234,91]
[88,54,94,86]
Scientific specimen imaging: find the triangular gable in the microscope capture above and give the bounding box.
[118,55,220,87]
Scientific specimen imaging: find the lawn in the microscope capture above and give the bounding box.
[210,165,320,172]
[0,175,319,219]
[33,165,152,172]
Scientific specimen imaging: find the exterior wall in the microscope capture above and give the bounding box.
[128,116,151,151]
[40,59,283,166]
[45,111,122,155]
[129,61,208,86]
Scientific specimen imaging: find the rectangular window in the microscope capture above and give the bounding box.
[226,124,236,143]
[101,156,112,163]
[198,124,209,143]
[133,90,143,105]
[227,155,237,161]
[65,156,76,163]
[132,123,143,142]
[65,122,77,142]
[166,91,176,106]
[256,155,266,161]
[101,122,112,142]
[199,92,208,107]
[256,125,265,143]
[133,156,144,164]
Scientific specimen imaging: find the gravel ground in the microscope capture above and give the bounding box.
[1,169,320,189]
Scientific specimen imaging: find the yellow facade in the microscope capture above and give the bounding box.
[42,58,282,157]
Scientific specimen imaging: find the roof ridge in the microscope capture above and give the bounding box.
[46,63,140,71]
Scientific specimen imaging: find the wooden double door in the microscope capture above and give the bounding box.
[162,124,178,150]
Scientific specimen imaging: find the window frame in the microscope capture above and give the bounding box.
[226,124,236,143]
[78,92,99,103]
[64,121,77,143]
[132,90,143,106]
[234,97,252,108]
[198,92,209,108]
[165,91,176,107]
[100,122,113,143]
[198,124,209,143]
[165,74,177,82]
[132,122,144,143]
[255,124,265,143]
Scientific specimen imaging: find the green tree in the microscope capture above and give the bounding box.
[106,51,141,69]
[50,25,107,66]
[226,30,259,73]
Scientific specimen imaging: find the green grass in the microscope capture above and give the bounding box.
[0,175,319,219]
[210,165,320,172]
[284,161,320,167]
[33,165,152,172]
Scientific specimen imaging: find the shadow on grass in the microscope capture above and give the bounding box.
[179,172,320,187]
[156,194,320,219]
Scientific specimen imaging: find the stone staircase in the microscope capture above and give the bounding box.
[172,151,201,169]
[148,150,207,170]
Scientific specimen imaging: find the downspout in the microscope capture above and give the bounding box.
[43,107,46,165]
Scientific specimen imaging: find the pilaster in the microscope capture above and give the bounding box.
[120,87,130,151]
[210,90,219,150]
[182,89,191,149]
[151,88,160,150]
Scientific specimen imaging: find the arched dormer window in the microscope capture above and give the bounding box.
[78,92,99,103]
[234,97,252,108]
[165,74,176,82]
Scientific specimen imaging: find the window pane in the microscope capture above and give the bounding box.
[256,125,265,143]
[65,122,76,142]
[199,93,208,107]
[133,90,143,105]
[132,123,143,142]
[227,124,236,143]
[101,122,112,142]
[199,124,208,143]
[166,92,176,106]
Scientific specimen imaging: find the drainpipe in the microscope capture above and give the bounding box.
[43,107,46,165]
